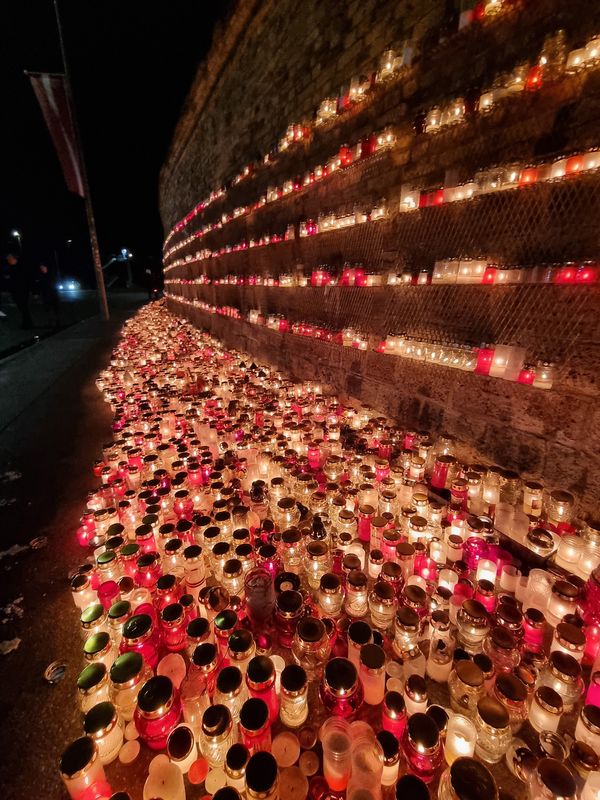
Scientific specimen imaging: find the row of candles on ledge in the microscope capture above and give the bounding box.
[164,22,599,264]
[61,301,600,800]
[162,126,396,263]
[163,144,600,275]
[165,293,555,390]
[421,29,600,135]
[164,259,600,288]
[164,0,516,249]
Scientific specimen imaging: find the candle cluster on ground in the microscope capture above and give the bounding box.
[59,301,600,800]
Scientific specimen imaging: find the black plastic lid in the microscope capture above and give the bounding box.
[496,673,527,703]
[202,704,231,737]
[426,704,448,735]
[136,552,157,568]
[281,664,307,693]
[404,584,427,604]
[360,643,385,670]
[275,572,301,593]
[60,736,96,778]
[537,758,576,798]
[110,652,143,684]
[167,725,194,760]
[123,613,152,640]
[192,642,218,668]
[217,666,243,695]
[226,742,250,772]
[161,603,184,624]
[320,573,341,592]
[247,655,274,686]
[477,696,509,729]
[246,751,278,793]
[77,663,107,691]
[450,757,497,800]
[396,606,420,630]
[377,729,399,760]
[324,657,357,692]
[395,774,429,800]
[240,697,269,732]
[157,573,177,591]
[229,628,253,654]
[213,542,231,557]
[215,609,238,632]
[407,713,439,750]
[212,789,242,800]
[348,620,372,645]
[187,616,210,639]
[108,600,131,620]
[384,690,405,716]
[297,617,325,643]
[84,701,116,735]
[138,675,173,714]
[277,589,303,614]
[81,603,104,624]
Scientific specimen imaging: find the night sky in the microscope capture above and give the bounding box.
[2,1,231,284]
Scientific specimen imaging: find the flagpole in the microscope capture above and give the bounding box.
[54,0,109,321]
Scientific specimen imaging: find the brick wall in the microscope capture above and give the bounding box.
[160,0,600,516]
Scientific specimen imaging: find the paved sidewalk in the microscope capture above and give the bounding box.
[0,293,144,799]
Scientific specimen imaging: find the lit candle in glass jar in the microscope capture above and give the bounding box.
[445,714,477,764]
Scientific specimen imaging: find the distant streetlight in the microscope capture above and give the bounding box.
[11,229,21,243]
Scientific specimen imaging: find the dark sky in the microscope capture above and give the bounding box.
[2,1,231,283]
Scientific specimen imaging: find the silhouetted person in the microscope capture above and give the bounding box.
[37,263,60,328]
[6,252,32,329]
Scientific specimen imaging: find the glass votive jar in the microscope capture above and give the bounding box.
[320,657,364,719]
[245,750,279,800]
[483,626,520,673]
[404,674,428,716]
[119,613,160,670]
[60,737,109,800]
[401,712,443,784]
[493,673,528,732]
[191,641,221,696]
[427,612,454,683]
[227,629,256,675]
[215,666,247,724]
[167,723,197,775]
[382,690,406,740]
[279,664,308,728]
[320,716,353,792]
[199,704,237,768]
[474,697,512,764]
[530,758,577,800]
[344,570,369,618]
[274,589,304,647]
[222,559,245,598]
[368,580,397,631]
[304,541,331,590]
[576,705,600,755]
[377,729,400,787]
[393,606,421,657]
[77,663,110,714]
[318,573,344,616]
[134,552,162,593]
[448,660,485,717]
[225,742,250,794]
[347,620,373,669]
[359,643,386,705]
[239,697,271,754]
[539,651,584,711]
[246,655,278,723]
[444,715,477,764]
[160,603,187,652]
[552,621,586,663]
[548,580,580,627]
[214,609,239,657]
[134,675,182,750]
[109,651,152,722]
[84,701,123,766]
[523,607,546,652]
[292,616,331,679]
[186,615,211,656]
[81,603,109,641]
[72,573,97,611]
[438,757,498,800]
[456,599,489,654]
[530,686,564,733]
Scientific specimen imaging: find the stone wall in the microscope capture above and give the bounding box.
[160,0,600,515]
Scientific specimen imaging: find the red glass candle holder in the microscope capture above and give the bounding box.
[134,675,182,750]
[320,657,363,719]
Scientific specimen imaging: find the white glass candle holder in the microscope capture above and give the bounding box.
[445,714,477,764]
[476,559,497,584]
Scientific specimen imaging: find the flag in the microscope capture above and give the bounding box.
[29,72,84,197]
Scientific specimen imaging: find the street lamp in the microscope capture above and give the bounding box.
[11,229,21,244]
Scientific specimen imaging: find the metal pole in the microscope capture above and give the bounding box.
[54,0,109,320]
